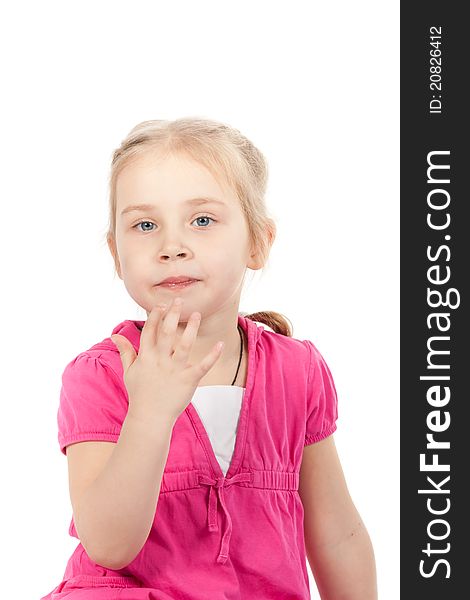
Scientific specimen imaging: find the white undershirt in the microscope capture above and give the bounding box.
[189,319,273,476]
[191,386,245,476]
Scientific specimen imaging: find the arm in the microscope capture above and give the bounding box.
[298,435,378,600]
[73,410,175,570]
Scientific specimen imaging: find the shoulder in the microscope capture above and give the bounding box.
[257,324,311,357]
[58,342,129,424]
[60,352,122,399]
[254,325,312,381]
[258,329,337,402]
[60,340,124,393]
[61,318,137,383]
[57,336,131,456]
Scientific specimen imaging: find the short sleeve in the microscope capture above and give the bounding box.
[57,352,129,455]
[302,340,339,445]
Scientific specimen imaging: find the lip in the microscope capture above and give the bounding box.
[158,276,200,285]
[157,280,200,289]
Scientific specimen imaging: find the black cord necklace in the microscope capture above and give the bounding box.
[230,324,244,386]
[137,320,244,385]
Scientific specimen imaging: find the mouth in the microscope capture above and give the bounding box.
[157,280,200,290]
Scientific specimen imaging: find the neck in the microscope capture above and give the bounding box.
[185,311,246,387]
[144,306,245,371]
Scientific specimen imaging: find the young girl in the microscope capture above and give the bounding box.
[41,118,377,599]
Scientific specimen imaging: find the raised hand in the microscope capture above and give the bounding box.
[110,297,225,424]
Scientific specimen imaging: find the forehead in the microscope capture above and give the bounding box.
[116,151,237,211]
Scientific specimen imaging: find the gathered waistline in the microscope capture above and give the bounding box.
[159,468,300,566]
[159,468,299,493]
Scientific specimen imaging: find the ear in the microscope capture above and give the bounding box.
[107,234,123,280]
[247,219,276,270]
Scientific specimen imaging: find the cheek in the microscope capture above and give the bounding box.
[208,248,246,281]
[209,245,237,266]
[118,243,151,275]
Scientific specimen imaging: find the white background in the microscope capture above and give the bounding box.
[0,1,399,598]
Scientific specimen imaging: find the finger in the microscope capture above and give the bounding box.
[110,334,136,371]
[139,303,167,355]
[194,341,225,379]
[172,310,201,363]
[156,296,183,357]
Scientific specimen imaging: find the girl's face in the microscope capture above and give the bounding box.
[111,151,260,323]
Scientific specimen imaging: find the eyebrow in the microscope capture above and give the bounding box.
[120,197,227,216]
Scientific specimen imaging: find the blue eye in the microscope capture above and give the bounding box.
[132,215,216,233]
[133,221,156,233]
[192,215,216,227]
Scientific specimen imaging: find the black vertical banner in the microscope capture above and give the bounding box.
[401,3,468,598]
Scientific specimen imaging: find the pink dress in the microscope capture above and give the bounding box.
[40,314,338,599]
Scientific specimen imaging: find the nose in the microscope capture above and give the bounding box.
[159,244,190,261]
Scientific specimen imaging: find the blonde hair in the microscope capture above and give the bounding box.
[104,117,293,337]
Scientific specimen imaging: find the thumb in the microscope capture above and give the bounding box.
[110,334,136,371]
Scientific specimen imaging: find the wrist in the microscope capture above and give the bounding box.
[126,407,177,431]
